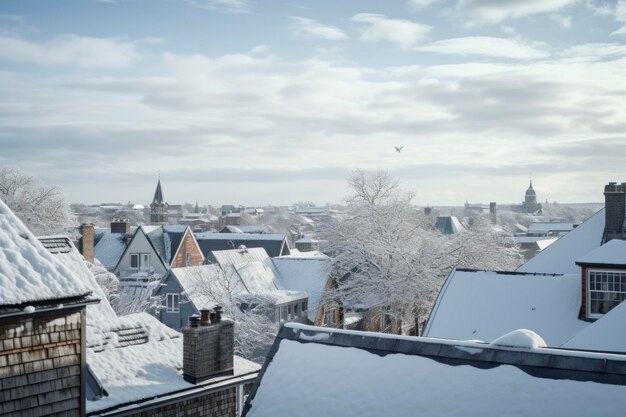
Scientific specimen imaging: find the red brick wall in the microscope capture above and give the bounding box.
[580,266,588,319]
[171,232,204,268]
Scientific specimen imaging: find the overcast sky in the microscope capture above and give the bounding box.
[1,0,625,206]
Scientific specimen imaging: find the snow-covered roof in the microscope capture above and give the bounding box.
[196,232,289,259]
[423,269,588,346]
[243,324,626,417]
[527,222,575,233]
[562,298,626,353]
[38,236,116,322]
[536,237,558,251]
[197,232,287,242]
[87,313,260,413]
[213,247,271,268]
[94,231,126,270]
[169,264,225,311]
[576,238,626,266]
[0,199,92,307]
[517,208,605,275]
[268,254,332,321]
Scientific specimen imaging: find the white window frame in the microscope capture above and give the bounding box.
[166,293,180,313]
[185,252,193,267]
[587,269,626,319]
[130,253,151,271]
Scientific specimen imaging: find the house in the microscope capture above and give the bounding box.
[154,248,308,331]
[242,324,626,417]
[424,181,626,353]
[113,224,204,281]
[195,232,290,262]
[0,199,97,417]
[266,252,333,323]
[219,225,272,234]
[39,228,261,416]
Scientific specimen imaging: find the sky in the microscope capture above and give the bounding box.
[1,0,625,206]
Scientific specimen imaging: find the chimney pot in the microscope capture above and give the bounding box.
[214,305,223,322]
[182,319,234,384]
[200,309,211,325]
[189,315,201,328]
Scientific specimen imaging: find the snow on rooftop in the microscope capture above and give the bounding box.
[491,329,547,349]
[423,269,588,346]
[527,222,575,233]
[171,265,225,311]
[196,232,286,241]
[94,232,126,270]
[269,255,332,321]
[576,238,626,266]
[536,238,558,251]
[87,312,260,413]
[517,208,605,275]
[245,336,626,417]
[562,299,626,353]
[0,199,91,306]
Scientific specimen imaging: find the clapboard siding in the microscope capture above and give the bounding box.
[0,310,84,417]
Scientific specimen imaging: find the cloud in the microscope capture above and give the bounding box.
[417,36,549,60]
[185,0,252,13]
[288,17,347,41]
[549,14,572,29]
[457,0,577,23]
[406,0,442,11]
[0,35,144,68]
[350,13,431,48]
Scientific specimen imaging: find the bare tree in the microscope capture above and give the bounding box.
[0,166,71,235]
[321,170,522,335]
[112,272,165,316]
[185,265,278,363]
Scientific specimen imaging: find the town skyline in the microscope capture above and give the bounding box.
[2,0,626,205]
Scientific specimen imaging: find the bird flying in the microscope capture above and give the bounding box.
[395,146,403,153]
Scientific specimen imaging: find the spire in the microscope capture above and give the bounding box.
[152,178,165,205]
[529,179,533,189]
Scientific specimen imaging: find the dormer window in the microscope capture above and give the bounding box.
[588,269,626,319]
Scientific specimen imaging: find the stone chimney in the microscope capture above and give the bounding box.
[110,219,131,234]
[602,182,626,243]
[79,223,95,263]
[489,202,497,225]
[183,307,234,384]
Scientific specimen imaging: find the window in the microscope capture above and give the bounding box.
[130,253,151,271]
[185,252,193,267]
[301,301,307,312]
[294,302,299,315]
[324,308,336,326]
[166,293,180,313]
[588,270,626,318]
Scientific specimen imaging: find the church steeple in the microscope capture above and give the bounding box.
[150,177,169,224]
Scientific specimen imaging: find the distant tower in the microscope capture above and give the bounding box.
[150,177,169,224]
[194,201,199,214]
[522,180,542,214]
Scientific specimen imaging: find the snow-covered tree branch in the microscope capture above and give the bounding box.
[0,166,71,235]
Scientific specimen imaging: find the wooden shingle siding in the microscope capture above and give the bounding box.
[171,232,203,269]
[0,311,83,417]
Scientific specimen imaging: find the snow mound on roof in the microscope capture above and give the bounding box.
[0,198,91,306]
[491,329,547,349]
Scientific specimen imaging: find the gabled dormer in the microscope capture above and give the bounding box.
[576,239,626,320]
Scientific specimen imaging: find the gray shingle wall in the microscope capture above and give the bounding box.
[123,387,236,417]
[0,311,83,417]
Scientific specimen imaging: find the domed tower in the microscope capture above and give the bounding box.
[150,177,169,224]
[522,180,541,214]
[525,180,537,205]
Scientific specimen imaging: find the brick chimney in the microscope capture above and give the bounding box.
[79,223,95,263]
[602,182,626,243]
[183,307,234,384]
[110,219,130,234]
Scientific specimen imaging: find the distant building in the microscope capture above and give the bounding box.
[510,180,542,214]
[150,177,169,224]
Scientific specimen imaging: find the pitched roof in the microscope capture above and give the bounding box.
[152,178,165,204]
[517,208,605,275]
[196,232,289,258]
[527,222,575,233]
[268,254,332,321]
[86,312,260,414]
[0,199,92,307]
[243,323,626,417]
[435,215,464,235]
[576,238,626,266]
[38,236,117,322]
[141,225,192,266]
[562,298,626,353]
[423,269,588,346]
[94,230,127,270]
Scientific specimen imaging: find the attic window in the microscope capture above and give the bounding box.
[588,270,626,318]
